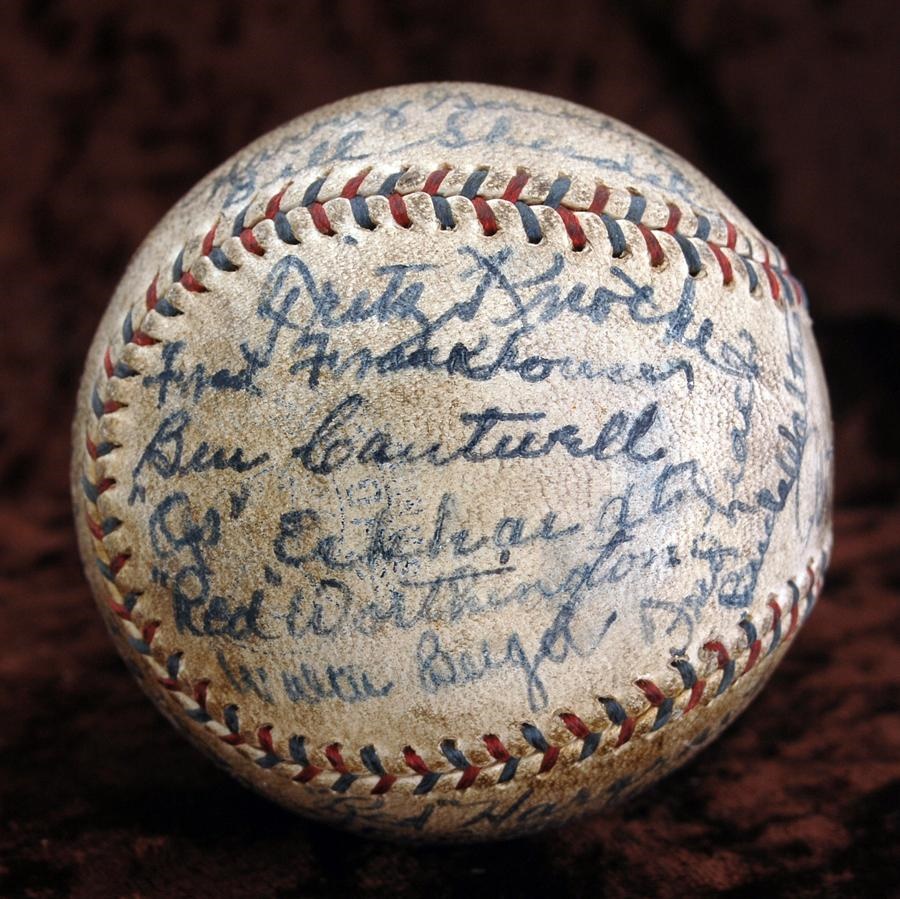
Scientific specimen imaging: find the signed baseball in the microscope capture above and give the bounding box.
[73,83,833,840]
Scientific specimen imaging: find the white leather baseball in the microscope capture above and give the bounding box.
[73,83,833,841]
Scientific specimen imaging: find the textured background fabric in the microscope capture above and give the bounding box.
[1,1,897,896]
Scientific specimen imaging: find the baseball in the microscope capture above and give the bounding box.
[73,83,833,841]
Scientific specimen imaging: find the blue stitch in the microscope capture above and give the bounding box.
[739,617,758,647]
[515,201,542,243]
[166,653,182,679]
[742,257,759,292]
[431,195,455,229]
[673,233,702,275]
[331,773,358,793]
[302,176,327,207]
[273,211,298,244]
[81,475,99,503]
[694,214,711,240]
[360,744,386,776]
[413,772,442,795]
[440,740,471,770]
[121,312,134,344]
[671,658,698,689]
[113,360,137,378]
[154,291,184,316]
[460,169,489,199]
[521,723,550,752]
[96,558,115,582]
[543,176,571,209]
[223,704,240,733]
[256,752,281,770]
[186,707,212,723]
[579,731,602,760]
[171,247,185,281]
[231,205,250,236]
[600,214,627,257]
[769,604,783,653]
[650,698,674,731]
[128,634,152,655]
[625,192,646,223]
[377,170,405,196]
[289,734,311,766]
[599,697,628,726]
[122,591,139,613]
[498,757,520,783]
[90,386,105,419]
[208,246,238,272]
[349,195,375,230]
[716,659,736,695]
[99,516,121,535]
[91,441,117,457]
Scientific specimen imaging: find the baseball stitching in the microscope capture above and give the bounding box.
[81,164,823,794]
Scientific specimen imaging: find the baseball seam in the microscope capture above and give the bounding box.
[81,163,819,794]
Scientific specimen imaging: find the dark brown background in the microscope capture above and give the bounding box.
[1,2,898,897]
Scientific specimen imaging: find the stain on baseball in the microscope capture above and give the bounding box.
[72,83,833,841]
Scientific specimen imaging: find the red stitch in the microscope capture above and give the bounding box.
[193,679,210,711]
[201,223,218,256]
[86,436,99,460]
[294,764,323,783]
[324,743,349,774]
[482,734,512,762]
[388,193,411,228]
[180,270,207,293]
[555,206,586,251]
[423,167,450,196]
[663,202,682,234]
[472,196,499,236]
[615,718,635,747]
[130,330,157,347]
[807,563,817,594]
[308,202,334,235]
[159,674,179,690]
[589,184,611,215]
[637,224,666,267]
[684,680,706,714]
[402,746,431,776]
[103,348,115,378]
[106,595,132,619]
[108,552,130,576]
[704,641,731,668]
[455,765,481,790]
[538,745,560,773]
[95,477,116,495]
[787,595,800,637]
[239,228,266,255]
[141,620,160,646]
[709,244,735,285]
[559,713,591,739]
[257,725,275,755]
[767,596,783,630]
[744,639,763,673]
[341,169,371,199]
[221,731,244,746]
[635,678,666,706]
[102,398,123,414]
[502,171,529,203]
[370,773,398,795]
[763,264,781,301]
[724,218,738,250]
[265,185,290,218]
[145,275,159,311]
